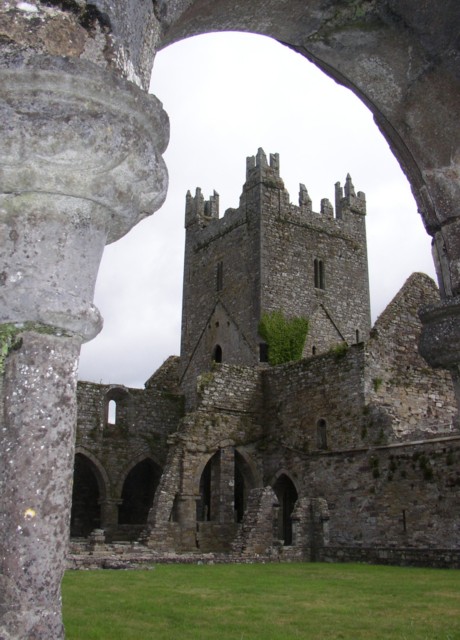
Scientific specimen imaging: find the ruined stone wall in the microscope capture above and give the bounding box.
[365,273,457,440]
[262,344,368,458]
[301,438,460,550]
[76,381,183,510]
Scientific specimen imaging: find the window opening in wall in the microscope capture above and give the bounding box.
[107,399,117,425]
[402,509,407,533]
[216,260,223,291]
[213,344,222,363]
[356,329,360,343]
[312,346,316,355]
[314,259,325,289]
[259,342,269,363]
[317,418,327,450]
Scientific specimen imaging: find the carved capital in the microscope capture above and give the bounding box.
[0,56,169,242]
[0,57,169,340]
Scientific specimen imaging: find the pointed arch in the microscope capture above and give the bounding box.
[234,449,258,523]
[118,457,162,525]
[197,450,220,522]
[70,451,108,538]
[272,472,299,546]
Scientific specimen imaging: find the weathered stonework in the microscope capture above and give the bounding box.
[73,151,459,571]
[1,2,460,636]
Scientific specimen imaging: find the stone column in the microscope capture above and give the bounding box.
[176,495,200,550]
[218,447,236,524]
[99,498,123,537]
[0,55,168,639]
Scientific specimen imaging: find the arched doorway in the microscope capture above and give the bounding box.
[197,451,218,522]
[273,473,298,545]
[70,453,102,537]
[197,449,257,523]
[118,458,162,525]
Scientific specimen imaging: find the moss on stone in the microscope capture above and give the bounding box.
[0,324,22,374]
[258,310,309,366]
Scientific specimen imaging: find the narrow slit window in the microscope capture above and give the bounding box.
[108,399,117,425]
[314,259,325,290]
[317,419,327,450]
[259,343,269,363]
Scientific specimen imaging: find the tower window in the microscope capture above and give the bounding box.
[216,261,223,291]
[259,342,269,363]
[314,259,325,289]
[213,344,222,363]
[317,419,327,450]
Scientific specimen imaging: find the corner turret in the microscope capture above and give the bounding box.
[335,174,366,219]
[244,147,284,190]
[185,187,219,228]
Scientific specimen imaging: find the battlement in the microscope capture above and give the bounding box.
[296,174,366,221]
[185,187,219,228]
[334,174,366,218]
[244,147,284,190]
[185,151,366,238]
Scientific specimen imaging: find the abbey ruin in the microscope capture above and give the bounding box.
[1,1,459,637]
[71,149,459,565]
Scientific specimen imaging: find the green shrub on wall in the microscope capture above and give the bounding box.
[258,310,309,365]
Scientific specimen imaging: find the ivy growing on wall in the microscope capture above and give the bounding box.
[258,310,309,366]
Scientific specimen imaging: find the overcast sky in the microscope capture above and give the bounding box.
[78,32,436,389]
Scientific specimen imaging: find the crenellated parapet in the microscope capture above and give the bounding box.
[245,147,284,188]
[185,187,219,228]
[297,174,366,224]
[335,174,366,218]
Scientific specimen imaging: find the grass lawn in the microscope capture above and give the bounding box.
[62,562,460,639]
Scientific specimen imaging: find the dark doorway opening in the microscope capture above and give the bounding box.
[273,474,298,545]
[197,452,218,521]
[213,344,223,363]
[70,453,101,537]
[118,459,161,525]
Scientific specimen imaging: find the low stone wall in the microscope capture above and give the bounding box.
[67,544,460,570]
[321,546,460,569]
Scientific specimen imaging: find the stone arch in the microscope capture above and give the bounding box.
[197,450,219,522]
[159,7,457,236]
[104,385,132,427]
[271,471,299,546]
[234,450,258,523]
[195,445,258,524]
[118,456,162,525]
[70,450,109,538]
[151,5,460,329]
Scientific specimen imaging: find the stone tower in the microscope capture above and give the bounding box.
[180,148,371,405]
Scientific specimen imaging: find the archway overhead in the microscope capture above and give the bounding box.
[1,3,459,636]
[81,30,437,387]
[154,0,460,296]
